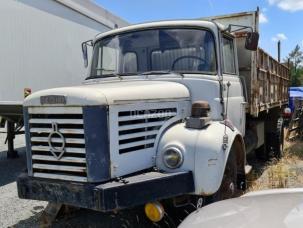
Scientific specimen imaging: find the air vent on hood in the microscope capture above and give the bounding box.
[118,107,177,154]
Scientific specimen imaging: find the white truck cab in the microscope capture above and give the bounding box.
[17,10,289,224]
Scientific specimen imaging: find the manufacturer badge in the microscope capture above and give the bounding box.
[48,122,65,160]
[40,95,66,105]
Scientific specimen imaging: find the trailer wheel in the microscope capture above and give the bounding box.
[212,147,238,201]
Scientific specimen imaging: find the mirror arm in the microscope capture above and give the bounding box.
[81,39,93,52]
[82,40,93,47]
[224,24,254,33]
[81,40,93,68]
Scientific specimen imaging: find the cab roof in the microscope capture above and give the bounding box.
[94,20,222,42]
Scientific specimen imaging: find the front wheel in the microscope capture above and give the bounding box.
[211,148,239,201]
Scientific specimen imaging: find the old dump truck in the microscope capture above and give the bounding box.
[17,10,289,224]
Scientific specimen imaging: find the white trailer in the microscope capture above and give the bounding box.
[0,0,128,157]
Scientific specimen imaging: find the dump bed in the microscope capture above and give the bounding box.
[204,10,290,117]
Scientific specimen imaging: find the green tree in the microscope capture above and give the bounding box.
[285,45,303,86]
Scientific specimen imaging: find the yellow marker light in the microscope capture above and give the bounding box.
[144,202,164,223]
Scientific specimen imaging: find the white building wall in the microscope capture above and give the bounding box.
[0,0,127,104]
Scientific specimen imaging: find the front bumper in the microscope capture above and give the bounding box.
[17,171,194,212]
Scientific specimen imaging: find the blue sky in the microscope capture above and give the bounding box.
[95,0,302,60]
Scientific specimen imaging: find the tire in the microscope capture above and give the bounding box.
[255,144,266,160]
[276,118,285,158]
[268,118,284,159]
[212,147,239,201]
[257,118,284,160]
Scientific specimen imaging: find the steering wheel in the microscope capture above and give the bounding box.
[171,56,206,71]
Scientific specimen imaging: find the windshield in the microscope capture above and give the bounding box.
[89,28,217,78]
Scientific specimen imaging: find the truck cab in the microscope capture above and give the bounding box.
[18,18,262,220]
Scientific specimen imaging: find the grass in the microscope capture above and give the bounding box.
[246,140,303,192]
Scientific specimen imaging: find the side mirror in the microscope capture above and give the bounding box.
[81,40,92,68]
[245,32,259,51]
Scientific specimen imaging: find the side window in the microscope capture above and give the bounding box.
[222,36,236,74]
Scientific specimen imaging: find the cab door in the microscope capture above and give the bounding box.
[221,34,246,136]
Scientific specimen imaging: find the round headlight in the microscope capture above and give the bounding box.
[163,147,183,169]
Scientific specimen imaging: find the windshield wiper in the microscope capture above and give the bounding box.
[86,67,123,80]
[86,70,184,80]
[86,72,140,80]
[86,73,121,80]
[141,70,184,78]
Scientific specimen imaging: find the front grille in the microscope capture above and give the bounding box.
[28,107,87,182]
[115,105,178,154]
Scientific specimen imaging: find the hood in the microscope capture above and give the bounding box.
[179,188,303,228]
[24,80,190,107]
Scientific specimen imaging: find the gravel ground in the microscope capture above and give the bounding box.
[0,133,47,228]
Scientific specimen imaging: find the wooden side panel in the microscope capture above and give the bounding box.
[248,48,290,116]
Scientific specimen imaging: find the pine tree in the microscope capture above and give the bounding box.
[285,45,303,86]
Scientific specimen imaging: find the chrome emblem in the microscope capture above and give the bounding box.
[40,95,66,105]
[48,122,65,160]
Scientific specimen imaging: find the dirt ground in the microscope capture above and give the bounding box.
[247,140,303,191]
[1,133,303,227]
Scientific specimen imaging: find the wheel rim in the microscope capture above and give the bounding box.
[219,164,237,200]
